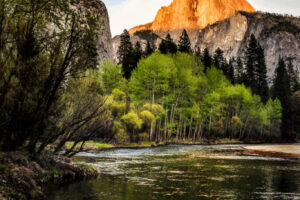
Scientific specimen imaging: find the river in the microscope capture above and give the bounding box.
[45,145,300,200]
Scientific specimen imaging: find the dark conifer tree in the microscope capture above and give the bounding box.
[290,92,300,138]
[255,44,269,103]
[227,58,235,84]
[195,47,202,59]
[287,59,300,93]
[213,48,225,70]
[245,35,257,89]
[145,40,154,57]
[159,39,168,54]
[273,58,293,140]
[133,41,142,64]
[235,57,245,84]
[178,29,192,53]
[245,34,269,103]
[159,34,177,54]
[118,29,134,80]
[165,34,177,53]
[202,47,212,72]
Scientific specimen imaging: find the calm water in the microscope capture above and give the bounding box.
[45,145,300,200]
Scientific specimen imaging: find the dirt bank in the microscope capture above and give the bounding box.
[243,144,300,157]
[0,152,99,200]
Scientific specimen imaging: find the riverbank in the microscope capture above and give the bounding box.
[0,152,99,200]
[243,144,300,157]
[64,139,245,151]
[65,139,300,151]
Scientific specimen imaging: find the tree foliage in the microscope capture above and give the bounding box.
[0,0,102,152]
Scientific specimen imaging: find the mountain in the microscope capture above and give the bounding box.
[87,0,113,61]
[129,0,256,33]
[112,0,299,80]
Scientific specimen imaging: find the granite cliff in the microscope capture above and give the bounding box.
[129,0,256,33]
[84,0,113,62]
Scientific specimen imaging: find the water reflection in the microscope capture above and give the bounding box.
[45,145,300,200]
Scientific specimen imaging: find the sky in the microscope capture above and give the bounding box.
[102,0,300,37]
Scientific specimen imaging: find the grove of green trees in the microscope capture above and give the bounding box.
[100,52,283,144]
[0,1,299,156]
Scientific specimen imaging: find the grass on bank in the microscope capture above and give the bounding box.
[64,139,248,151]
[64,141,159,151]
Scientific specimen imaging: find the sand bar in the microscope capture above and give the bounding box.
[243,144,300,157]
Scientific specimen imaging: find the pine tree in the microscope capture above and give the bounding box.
[165,34,177,54]
[287,59,300,93]
[255,43,269,103]
[118,29,134,80]
[227,58,235,84]
[159,34,177,54]
[159,39,168,54]
[133,41,142,63]
[245,35,257,89]
[213,48,225,70]
[195,47,202,59]
[202,47,212,72]
[245,34,269,103]
[145,40,154,57]
[273,58,292,140]
[235,57,245,84]
[178,29,192,53]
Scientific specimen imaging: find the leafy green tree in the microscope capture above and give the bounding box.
[265,99,282,137]
[178,29,192,53]
[43,69,110,155]
[129,52,172,105]
[0,0,100,152]
[118,29,134,80]
[99,61,125,94]
[121,111,143,142]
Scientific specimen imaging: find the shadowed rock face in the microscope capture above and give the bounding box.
[113,12,300,81]
[129,0,256,34]
[83,0,113,62]
[195,12,300,81]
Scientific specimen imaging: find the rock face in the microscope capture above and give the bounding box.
[113,11,300,80]
[129,0,256,33]
[83,0,113,62]
[195,12,300,81]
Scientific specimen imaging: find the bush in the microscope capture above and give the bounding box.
[114,130,130,144]
[140,111,155,124]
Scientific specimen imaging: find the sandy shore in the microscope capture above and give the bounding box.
[243,144,300,157]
